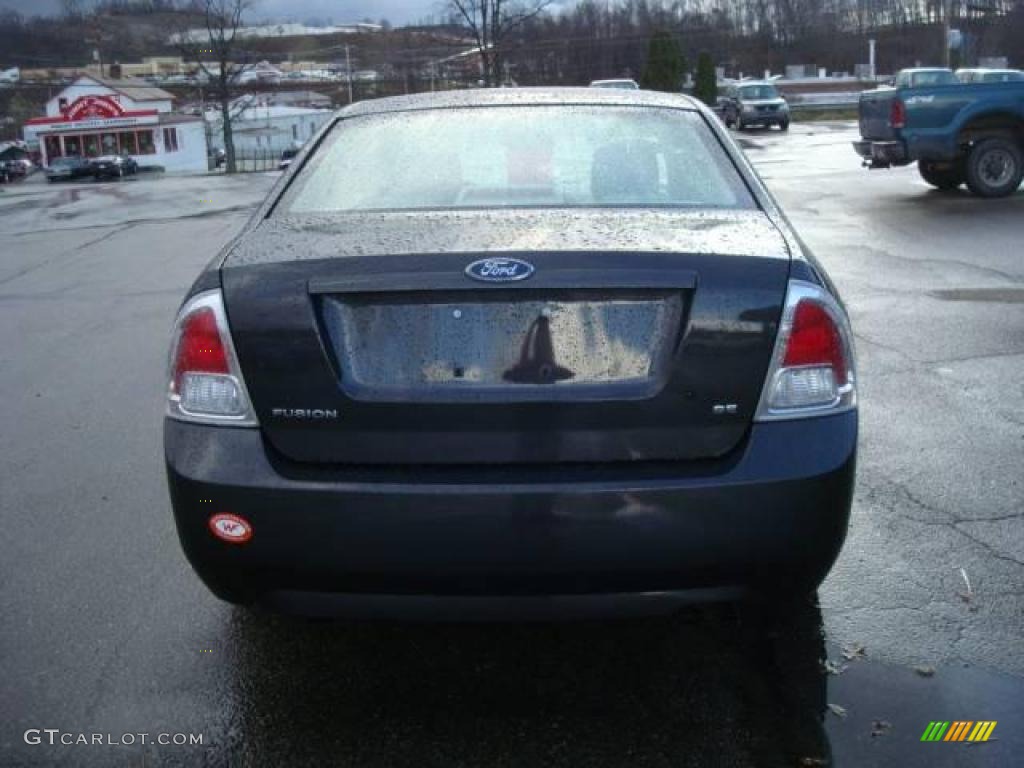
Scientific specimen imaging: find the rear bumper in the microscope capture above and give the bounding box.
[165,412,856,618]
[742,113,788,125]
[853,139,908,168]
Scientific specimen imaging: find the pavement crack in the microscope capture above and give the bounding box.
[856,243,1024,284]
[923,349,1024,365]
[0,223,133,287]
[853,332,918,362]
[5,204,256,238]
[869,474,1024,571]
[951,523,1024,568]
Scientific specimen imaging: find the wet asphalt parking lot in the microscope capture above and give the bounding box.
[1,123,1022,767]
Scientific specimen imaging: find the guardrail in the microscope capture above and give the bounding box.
[786,100,860,112]
[787,97,859,112]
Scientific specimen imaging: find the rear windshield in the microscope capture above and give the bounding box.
[739,85,779,100]
[900,70,957,87]
[983,71,1024,82]
[279,106,755,213]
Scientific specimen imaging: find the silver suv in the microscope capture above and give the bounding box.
[721,82,790,131]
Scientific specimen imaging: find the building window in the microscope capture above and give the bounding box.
[101,133,119,155]
[119,131,138,155]
[309,121,315,138]
[162,127,179,152]
[292,124,298,140]
[58,97,68,113]
[138,130,156,155]
[83,134,101,158]
[64,135,82,156]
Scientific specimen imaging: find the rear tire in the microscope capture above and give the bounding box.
[779,119,790,132]
[918,160,964,190]
[964,137,1023,198]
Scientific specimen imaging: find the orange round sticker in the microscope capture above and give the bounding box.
[208,513,253,544]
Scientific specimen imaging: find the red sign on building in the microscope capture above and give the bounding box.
[63,95,127,120]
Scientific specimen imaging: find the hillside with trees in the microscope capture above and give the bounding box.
[1,1,1022,86]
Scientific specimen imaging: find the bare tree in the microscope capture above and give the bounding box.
[447,0,553,85]
[176,0,254,173]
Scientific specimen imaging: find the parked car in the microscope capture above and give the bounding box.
[45,156,94,182]
[589,78,640,90]
[955,68,1024,84]
[712,95,731,122]
[278,147,299,170]
[90,154,138,179]
[5,156,33,174]
[720,82,790,130]
[1,158,28,182]
[164,88,857,619]
[854,71,1024,197]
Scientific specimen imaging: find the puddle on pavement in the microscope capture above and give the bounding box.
[929,288,1024,304]
[825,647,1023,767]
[210,599,1023,766]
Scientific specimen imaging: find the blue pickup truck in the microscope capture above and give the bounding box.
[854,67,1024,197]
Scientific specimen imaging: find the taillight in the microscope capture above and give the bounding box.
[890,99,906,130]
[166,289,258,425]
[755,280,856,421]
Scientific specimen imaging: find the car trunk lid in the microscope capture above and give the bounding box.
[222,209,791,465]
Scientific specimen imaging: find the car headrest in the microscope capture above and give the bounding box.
[591,139,660,203]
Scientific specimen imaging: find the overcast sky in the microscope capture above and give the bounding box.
[0,1,444,26]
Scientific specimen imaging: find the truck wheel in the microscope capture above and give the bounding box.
[965,138,1023,198]
[918,160,963,190]
[779,119,790,132]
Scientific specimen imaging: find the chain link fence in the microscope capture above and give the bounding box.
[232,149,282,173]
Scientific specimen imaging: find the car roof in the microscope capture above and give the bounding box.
[337,87,702,119]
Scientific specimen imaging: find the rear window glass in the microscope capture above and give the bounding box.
[279,106,754,213]
[739,85,779,100]
[901,71,957,87]
[983,71,1024,82]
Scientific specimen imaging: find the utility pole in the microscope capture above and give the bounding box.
[942,0,951,68]
[345,45,353,104]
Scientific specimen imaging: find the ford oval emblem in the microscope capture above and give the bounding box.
[465,257,535,283]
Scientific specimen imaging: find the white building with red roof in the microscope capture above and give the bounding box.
[23,75,208,173]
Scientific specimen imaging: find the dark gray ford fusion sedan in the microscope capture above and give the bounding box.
[164,89,856,619]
